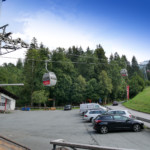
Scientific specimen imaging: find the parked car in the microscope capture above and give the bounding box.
[64,105,72,110]
[107,110,133,118]
[80,103,107,115]
[93,114,144,134]
[84,110,106,122]
[112,101,118,106]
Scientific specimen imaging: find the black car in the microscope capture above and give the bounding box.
[64,105,72,110]
[93,114,144,134]
[112,101,118,106]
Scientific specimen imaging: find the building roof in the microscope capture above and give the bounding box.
[0,87,18,100]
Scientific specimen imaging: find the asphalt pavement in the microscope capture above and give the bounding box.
[0,109,150,150]
[107,103,150,128]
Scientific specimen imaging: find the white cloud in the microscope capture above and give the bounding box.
[20,11,96,50]
[0,10,149,65]
[0,10,97,65]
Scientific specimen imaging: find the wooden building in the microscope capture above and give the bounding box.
[0,87,18,111]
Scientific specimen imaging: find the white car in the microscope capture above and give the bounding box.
[80,103,107,115]
[84,110,106,122]
[92,110,133,125]
[107,110,133,118]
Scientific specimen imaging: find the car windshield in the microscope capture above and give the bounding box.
[108,111,115,114]
[116,111,125,114]
[89,110,105,114]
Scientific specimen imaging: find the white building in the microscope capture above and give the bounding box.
[0,87,17,111]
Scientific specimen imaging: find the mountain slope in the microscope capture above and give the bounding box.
[123,87,150,114]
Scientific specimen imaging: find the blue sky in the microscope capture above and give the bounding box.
[0,0,150,65]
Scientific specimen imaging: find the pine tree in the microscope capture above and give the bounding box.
[16,58,23,69]
[131,56,143,78]
[30,37,38,49]
[146,61,150,80]
[94,44,108,77]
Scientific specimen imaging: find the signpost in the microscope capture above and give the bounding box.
[127,85,129,100]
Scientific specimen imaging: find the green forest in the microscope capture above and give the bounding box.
[1,38,150,107]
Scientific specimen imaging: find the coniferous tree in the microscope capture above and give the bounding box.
[129,73,145,98]
[114,52,120,62]
[146,61,150,81]
[77,48,96,80]
[108,60,122,100]
[94,44,108,78]
[30,37,38,49]
[109,54,114,61]
[16,58,23,69]
[98,70,112,104]
[0,39,148,107]
[131,56,139,72]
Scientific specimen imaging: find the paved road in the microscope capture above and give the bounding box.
[0,110,150,150]
[107,104,150,128]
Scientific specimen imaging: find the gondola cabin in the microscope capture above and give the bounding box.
[147,69,150,72]
[42,72,57,86]
[120,69,128,76]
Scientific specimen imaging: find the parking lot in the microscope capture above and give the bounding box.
[0,109,150,150]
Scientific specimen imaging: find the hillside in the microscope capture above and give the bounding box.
[123,87,150,114]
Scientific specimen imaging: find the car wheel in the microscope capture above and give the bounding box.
[133,124,141,132]
[100,126,108,134]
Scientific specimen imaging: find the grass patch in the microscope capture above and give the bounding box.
[30,108,44,111]
[29,106,79,111]
[123,87,150,114]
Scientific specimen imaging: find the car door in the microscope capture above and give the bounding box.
[120,116,132,130]
[100,115,114,130]
[112,115,126,130]
[113,116,131,130]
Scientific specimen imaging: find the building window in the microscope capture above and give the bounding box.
[0,102,5,106]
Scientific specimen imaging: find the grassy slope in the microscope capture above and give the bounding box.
[123,87,150,114]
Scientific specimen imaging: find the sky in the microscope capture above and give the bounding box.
[0,0,150,65]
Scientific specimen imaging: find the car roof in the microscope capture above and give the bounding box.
[108,110,128,112]
[97,114,129,117]
[88,109,105,111]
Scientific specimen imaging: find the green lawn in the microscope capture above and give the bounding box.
[123,86,150,114]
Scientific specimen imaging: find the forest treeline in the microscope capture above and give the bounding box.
[0,38,150,107]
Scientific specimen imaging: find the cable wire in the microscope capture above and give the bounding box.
[0,56,121,66]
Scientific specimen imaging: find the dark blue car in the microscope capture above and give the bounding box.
[64,105,72,110]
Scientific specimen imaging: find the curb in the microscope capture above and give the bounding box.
[133,116,150,129]
[134,116,150,123]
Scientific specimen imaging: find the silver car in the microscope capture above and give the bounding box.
[107,110,133,118]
